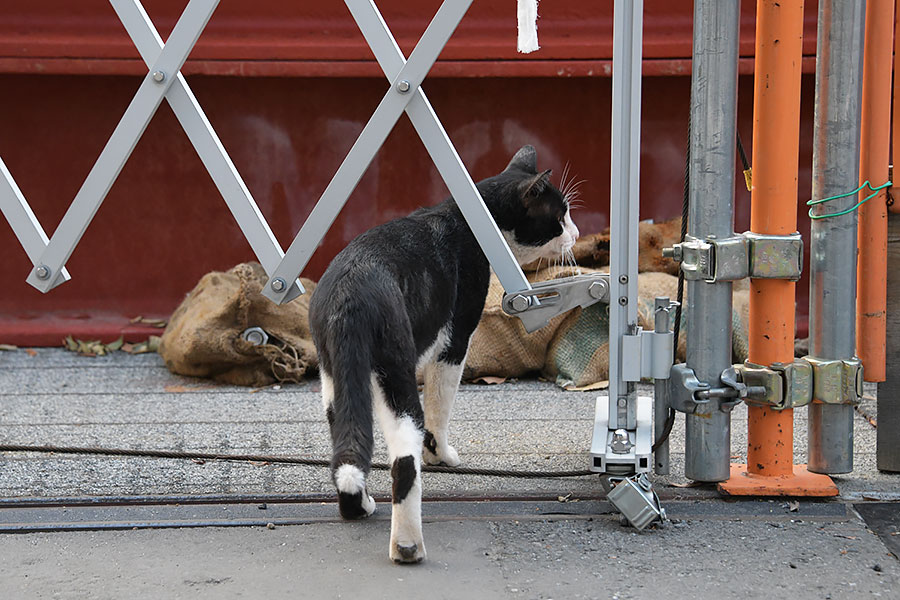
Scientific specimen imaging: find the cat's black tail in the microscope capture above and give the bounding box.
[322,309,377,520]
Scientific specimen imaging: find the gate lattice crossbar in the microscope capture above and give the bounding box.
[261,0,530,304]
[0,0,531,304]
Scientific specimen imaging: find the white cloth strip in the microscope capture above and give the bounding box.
[517,0,540,53]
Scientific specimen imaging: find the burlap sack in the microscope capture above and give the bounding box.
[159,262,318,386]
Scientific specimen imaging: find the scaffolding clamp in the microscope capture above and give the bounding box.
[663,231,803,283]
[663,364,743,414]
[734,356,862,409]
[802,356,864,405]
[734,359,813,410]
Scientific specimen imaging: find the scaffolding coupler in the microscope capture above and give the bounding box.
[663,231,803,283]
[734,357,863,410]
[664,357,864,413]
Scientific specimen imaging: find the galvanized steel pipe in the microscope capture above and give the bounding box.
[808,0,866,474]
[684,0,741,482]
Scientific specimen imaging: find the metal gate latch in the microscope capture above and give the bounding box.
[502,273,610,333]
[663,231,803,283]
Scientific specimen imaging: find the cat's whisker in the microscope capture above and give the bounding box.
[560,162,572,194]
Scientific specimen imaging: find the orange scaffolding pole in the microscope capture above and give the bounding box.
[857,0,895,382]
[893,0,900,216]
[720,0,837,496]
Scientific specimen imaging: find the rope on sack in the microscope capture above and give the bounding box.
[517,0,540,53]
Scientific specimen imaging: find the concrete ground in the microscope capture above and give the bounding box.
[0,348,898,599]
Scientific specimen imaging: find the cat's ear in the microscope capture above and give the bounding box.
[519,168,553,200]
[505,145,538,174]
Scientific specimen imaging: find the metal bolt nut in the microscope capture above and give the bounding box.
[241,327,269,346]
[151,70,166,83]
[662,245,683,262]
[509,294,530,313]
[270,277,287,293]
[618,296,628,306]
[397,80,411,93]
[618,275,628,284]
[588,281,607,300]
[617,398,627,408]
[35,265,51,280]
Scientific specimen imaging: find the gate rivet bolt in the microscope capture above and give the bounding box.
[35,265,51,280]
[589,281,607,300]
[397,80,411,93]
[151,71,166,83]
[510,294,530,313]
[271,278,287,293]
[618,296,628,306]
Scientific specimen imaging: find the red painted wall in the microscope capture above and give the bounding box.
[0,1,821,344]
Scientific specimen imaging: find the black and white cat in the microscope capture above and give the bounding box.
[308,145,579,563]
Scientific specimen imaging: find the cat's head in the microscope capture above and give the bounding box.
[481,145,580,266]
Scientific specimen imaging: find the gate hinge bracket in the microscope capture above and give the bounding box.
[501,273,610,333]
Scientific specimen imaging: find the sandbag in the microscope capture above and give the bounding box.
[159,262,318,387]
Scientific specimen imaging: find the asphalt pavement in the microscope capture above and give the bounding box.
[0,348,897,599]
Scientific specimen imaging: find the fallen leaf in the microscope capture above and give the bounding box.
[788,501,800,512]
[123,335,161,354]
[107,336,124,352]
[472,376,507,385]
[130,316,167,328]
[565,380,609,392]
[0,344,17,351]
[669,480,705,488]
[25,348,37,357]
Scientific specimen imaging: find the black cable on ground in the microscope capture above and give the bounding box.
[0,444,595,479]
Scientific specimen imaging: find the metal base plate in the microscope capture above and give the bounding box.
[718,464,839,497]
[589,395,652,474]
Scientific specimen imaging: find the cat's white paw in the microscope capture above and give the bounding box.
[423,444,460,467]
[362,493,376,517]
[390,538,426,564]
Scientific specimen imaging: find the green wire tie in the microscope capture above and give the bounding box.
[807,180,893,220]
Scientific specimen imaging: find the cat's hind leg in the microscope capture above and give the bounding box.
[422,359,464,467]
[322,369,376,520]
[372,371,426,564]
